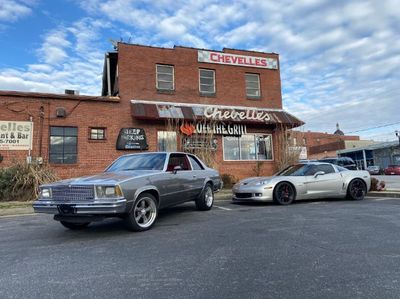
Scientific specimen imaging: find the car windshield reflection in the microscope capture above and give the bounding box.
[276,164,310,176]
[106,153,167,172]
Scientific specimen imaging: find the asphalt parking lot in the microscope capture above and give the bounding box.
[1,196,400,299]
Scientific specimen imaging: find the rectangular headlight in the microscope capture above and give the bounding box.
[40,188,52,199]
[95,186,123,199]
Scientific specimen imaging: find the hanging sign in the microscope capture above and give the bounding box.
[116,128,148,150]
[0,121,33,150]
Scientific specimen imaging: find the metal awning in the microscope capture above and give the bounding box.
[131,100,304,128]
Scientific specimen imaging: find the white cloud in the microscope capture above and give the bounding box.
[0,0,33,22]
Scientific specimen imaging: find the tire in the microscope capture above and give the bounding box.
[195,183,214,211]
[346,179,367,200]
[125,193,158,232]
[273,182,296,205]
[60,221,90,230]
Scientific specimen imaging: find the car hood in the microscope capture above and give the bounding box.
[237,176,273,186]
[43,170,161,187]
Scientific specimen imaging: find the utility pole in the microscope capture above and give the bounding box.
[396,130,400,145]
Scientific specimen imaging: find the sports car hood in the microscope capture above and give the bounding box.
[43,170,161,187]
[237,176,273,186]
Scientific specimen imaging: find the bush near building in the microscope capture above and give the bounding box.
[0,162,58,202]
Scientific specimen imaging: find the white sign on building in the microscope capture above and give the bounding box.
[198,50,278,69]
[0,121,33,150]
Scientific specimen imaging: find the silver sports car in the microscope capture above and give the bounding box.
[33,152,222,231]
[232,162,371,205]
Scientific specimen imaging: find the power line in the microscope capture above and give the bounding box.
[344,121,400,134]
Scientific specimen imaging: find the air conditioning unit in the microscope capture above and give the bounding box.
[65,89,80,95]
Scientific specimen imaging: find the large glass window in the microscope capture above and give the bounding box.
[156,64,174,90]
[157,131,177,151]
[49,126,78,164]
[245,73,261,98]
[199,69,215,94]
[223,134,273,161]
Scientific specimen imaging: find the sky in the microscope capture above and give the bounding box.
[0,0,399,142]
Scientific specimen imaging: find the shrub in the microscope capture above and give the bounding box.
[221,173,238,189]
[0,161,58,202]
[370,177,378,191]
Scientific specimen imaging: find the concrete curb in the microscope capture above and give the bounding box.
[367,191,400,198]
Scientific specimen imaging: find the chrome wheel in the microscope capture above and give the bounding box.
[133,196,157,229]
[205,186,214,207]
[274,182,295,205]
[348,179,366,200]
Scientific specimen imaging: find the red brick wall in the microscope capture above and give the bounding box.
[0,45,286,180]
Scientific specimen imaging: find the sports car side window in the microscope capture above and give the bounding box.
[317,164,335,174]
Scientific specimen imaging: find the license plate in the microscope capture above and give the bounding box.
[57,205,76,214]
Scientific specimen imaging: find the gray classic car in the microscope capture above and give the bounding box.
[232,162,371,205]
[33,152,222,231]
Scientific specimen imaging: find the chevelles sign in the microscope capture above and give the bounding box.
[198,50,278,70]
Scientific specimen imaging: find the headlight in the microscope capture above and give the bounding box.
[95,186,123,199]
[40,188,52,199]
[255,180,270,185]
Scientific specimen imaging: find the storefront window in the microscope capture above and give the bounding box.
[157,131,177,151]
[223,134,273,161]
[49,126,78,164]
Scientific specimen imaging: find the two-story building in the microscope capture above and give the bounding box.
[0,43,303,179]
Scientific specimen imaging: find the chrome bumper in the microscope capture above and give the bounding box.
[33,198,127,215]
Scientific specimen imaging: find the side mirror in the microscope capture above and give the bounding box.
[314,171,325,178]
[173,165,182,174]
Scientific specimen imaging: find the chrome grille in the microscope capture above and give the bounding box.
[51,185,95,202]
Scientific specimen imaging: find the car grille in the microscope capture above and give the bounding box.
[235,193,253,199]
[52,185,95,202]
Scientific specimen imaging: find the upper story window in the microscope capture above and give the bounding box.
[89,127,106,140]
[156,64,174,90]
[49,126,78,164]
[245,73,261,98]
[199,69,215,95]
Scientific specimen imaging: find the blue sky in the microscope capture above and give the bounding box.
[1,0,399,141]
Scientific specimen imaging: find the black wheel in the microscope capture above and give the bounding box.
[273,182,296,205]
[60,221,90,230]
[195,183,214,211]
[125,193,158,232]
[347,179,367,200]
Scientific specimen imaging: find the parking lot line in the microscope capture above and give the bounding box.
[214,205,233,211]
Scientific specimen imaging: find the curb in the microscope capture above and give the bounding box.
[367,191,400,198]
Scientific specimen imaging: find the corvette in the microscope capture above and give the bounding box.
[232,162,371,205]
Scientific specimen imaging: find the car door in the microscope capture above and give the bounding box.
[305,164,343,198]
[187,155,206,198]
[160,154,194,206]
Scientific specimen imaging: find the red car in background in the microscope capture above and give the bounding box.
[384,165,400,175]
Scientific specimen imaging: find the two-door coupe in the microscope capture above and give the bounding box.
[232,162,370,205]
[33,152,222,231]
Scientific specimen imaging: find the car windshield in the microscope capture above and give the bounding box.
[276,164,310,176]
[106,153,167,171]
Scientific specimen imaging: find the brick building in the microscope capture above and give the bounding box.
[0,44,303,179]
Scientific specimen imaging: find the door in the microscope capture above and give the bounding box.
[305,164,343,198]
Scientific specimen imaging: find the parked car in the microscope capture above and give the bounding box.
[232,162,370,205]
[384,165,400,175]
[33,152,222,231]
[366,165,382,175]
[318,157,358,170]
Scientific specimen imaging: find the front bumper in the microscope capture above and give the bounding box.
[232,185,274,202]
[33,198,127,215]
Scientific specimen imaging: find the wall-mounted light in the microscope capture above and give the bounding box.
[0,154,3,163]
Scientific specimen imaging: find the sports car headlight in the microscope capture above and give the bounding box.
[40,187,52,199]
[95,186,123,199]
[255,180,270,185]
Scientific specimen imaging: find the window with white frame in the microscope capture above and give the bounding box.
[157,131,177,151]
[199,69,215,94]
[245,73,261,97]
[223,134,273,161]
[156,64,174,90]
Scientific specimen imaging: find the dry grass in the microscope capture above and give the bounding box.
[0,161,58,202]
